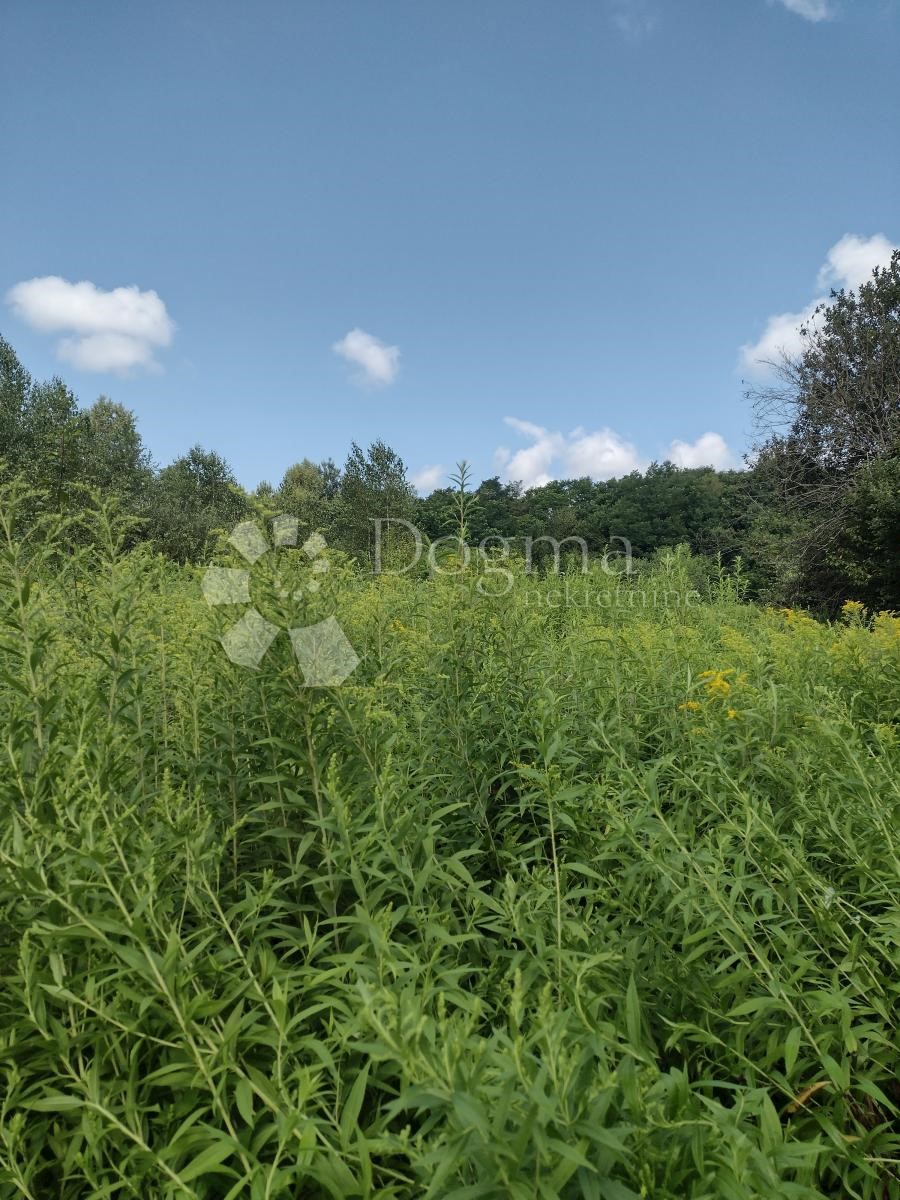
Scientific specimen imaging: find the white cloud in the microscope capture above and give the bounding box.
[497,417,737,487]
[608,0,659,40]
[333,327,399,388]
[740,233,897,375]
[565,427,643,479]
[667,432,734,470]
[497,418,566,490]
[411,464,445,495]
[5,276,174,374]
[740,299,822,372]
[771,0,835,21]
[498,417,645,489]
[58,333,161,374]
[817,233,897,293]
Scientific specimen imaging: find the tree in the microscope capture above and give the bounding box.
[145,446,249,562]
[0,337,152,530]
[275,459,334,535]
[469,476,524,542]
[334,440,415,567]
[0,335,31,474]
[751,249,900,609]
[81,397,153,509]
[0,336,84,512]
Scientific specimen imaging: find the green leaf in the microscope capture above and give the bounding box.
[784,1026,802,1075]
[340,1062,369,1147]
[27,1092,83,1112]
[234,1078,254,1126]
[179,1138,239,1183]
[625,975,642,1049]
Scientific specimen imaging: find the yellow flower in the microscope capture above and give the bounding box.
[841,599,865,618]
[874,612,900,645]
[727,708,738,720]
[679,700,702,712]
[699,668,734,698]
[778,607,817,630]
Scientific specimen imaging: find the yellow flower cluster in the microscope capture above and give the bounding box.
[678,668,750,721]
[774,606,819,631]
[699,668,735,698]
[874,611,900,645]
[720,626,755,660]
[841,599,866,620]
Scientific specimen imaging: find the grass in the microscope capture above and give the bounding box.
[0,486,898,1198]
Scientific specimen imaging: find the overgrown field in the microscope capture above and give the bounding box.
[1,492,899,1199]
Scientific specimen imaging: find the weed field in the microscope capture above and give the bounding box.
[1,495,898,1199]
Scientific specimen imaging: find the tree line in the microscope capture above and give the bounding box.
[1,250,897,612]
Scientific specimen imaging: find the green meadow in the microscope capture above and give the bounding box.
[1,490,897,1199]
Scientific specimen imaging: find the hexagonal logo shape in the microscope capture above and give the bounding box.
[201,518,359,685]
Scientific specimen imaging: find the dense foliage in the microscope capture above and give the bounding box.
[2,252,898,612]
[1,484,898,1198]
[750,248,900,611]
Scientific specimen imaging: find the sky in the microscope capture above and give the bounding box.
[2,0,898,493]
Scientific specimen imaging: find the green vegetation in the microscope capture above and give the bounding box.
[749,247,900,611]
[0,242,896,1199]
[2,249,898,614]
[1,482,898,1198]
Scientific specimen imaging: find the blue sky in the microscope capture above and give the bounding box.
[2,0,898,492]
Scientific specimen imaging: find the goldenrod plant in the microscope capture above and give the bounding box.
[0,482,898,1198]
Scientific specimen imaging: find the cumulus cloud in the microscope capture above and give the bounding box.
[817,233,897,293]
[770,0,834,20]
[740,300,821,372]
[495,418,566,490]
[333,328,400,388]
[497,418,643,489]
[5,276,174,374]
[740,233,897,375]
[57,333,158,373]
[667,432,734,470]
[565,427,643,479]
[410,464,445,495]
[496,417,736,488]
